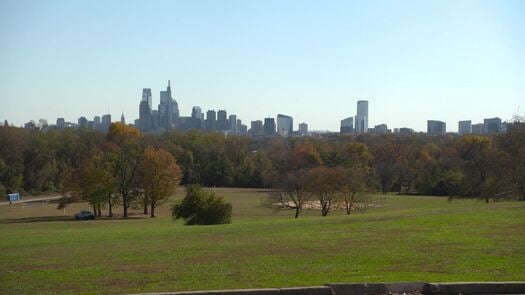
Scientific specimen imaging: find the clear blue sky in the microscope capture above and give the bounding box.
[1,0,524,131]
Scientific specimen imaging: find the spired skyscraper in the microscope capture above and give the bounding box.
[355,100,368,134]
[158,81,180,130]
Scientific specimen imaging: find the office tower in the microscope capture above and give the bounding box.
[374,124,388,134]
[217,110,228,131]
[78,116,88,128]
[340,117,353,134]
[355,100,368,134]
[298,123,308,136]
[240,124,248,134]
[142,88,152,110]
[229,115,237,133]
[159,80,178,129]
[472,123,484,134]
[101,114,111,131]
[458,120,472,135]
[250,120,264,136]
[94,116,101,125]
[120,113,125,124]
[235,119,242,134]
[206,110,217,131]
[191,106,204,130]
[264,118,276,136]
[93,116,101,131]
[191,106,203,120]
[151,110,159,130]
[276,114,293,137]
[139,100,153,132]
[427,120,446,135]
[56,118,66,128]
[484,117,502,134]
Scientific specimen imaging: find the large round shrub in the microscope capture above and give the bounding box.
[171,185,232,225]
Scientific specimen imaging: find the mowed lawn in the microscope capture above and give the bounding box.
[0,188,524,295]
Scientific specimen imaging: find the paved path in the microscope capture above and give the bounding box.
[0,195,62,206]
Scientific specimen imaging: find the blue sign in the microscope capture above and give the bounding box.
[7,193,21,202]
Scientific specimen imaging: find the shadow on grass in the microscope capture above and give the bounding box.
[0,215,145,224]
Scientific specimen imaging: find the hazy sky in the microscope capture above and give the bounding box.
[1,0,524,131]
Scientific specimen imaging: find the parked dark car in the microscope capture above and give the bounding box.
[75,210,95,220]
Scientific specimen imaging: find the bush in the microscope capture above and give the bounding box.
[172,185,232,225]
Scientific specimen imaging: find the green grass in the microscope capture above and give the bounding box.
[1,188,524,295]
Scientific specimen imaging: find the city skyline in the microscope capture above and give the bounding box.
[1,0,524,131]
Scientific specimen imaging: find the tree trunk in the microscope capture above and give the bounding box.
[97,205,102,217]
[150,202,155,218]
[108,193,113,217]
[143,196,148,215]
[294,207,300,218]
[123,192,128,218]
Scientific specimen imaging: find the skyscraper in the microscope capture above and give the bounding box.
[142,88,152,110]
[206,110,216,131]
[250,120,264,136]
[340,117,353,134]
[276,114,293,136]
[472,123,484,134]
[484,117,502,134]
[78,116,88,128]
[355,100,368,134]
[159,80,179,129]
[298,123,308,136]
[427,120,446,135]
[374,124,388,134]
[229,115,237,133]
[458,120,472,135]
[264,117,276,136]
[217,110,228,131]
[101,114,111,131]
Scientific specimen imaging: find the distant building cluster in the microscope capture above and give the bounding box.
[457,118,505,135]
[136,81,308,137]
[12,83,511,137]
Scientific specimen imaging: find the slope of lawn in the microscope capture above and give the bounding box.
[0,188,524,295]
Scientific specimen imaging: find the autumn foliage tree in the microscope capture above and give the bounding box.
[138,146,182,217]
[107,123,142,217]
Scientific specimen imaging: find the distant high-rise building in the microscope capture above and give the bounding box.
[142,88,152,110]
[263,118,276,136]
[276,114,293,136]
[458,120,472,135]
[355,100,368,134]
[191,106,203,120]
[78,116,88,128]
[217,110,228,131]
[229,115,237,133]
[484,117,502,134]
[374,124,388,134]
[472,123,484,134]
[139,100,153,132]
[427,120,446,135]
[206,110,217,131]
[240,124,248,135]
[120,113,125,124]
[250,120,264,136]
[159,80,178,129]
[56,118,66,128]
[340,117,353,134]
[298,123,308,136]
[101,114,111,131]
[236,119,242,134]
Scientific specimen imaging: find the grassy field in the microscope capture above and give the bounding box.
[1,188,524,295]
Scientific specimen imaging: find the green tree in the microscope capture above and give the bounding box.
[172,185,232,225]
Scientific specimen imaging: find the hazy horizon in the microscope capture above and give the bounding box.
[1,0,524,132]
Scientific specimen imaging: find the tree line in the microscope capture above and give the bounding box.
[1,121,524,217]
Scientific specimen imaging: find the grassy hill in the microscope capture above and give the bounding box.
[1,188,524,295]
